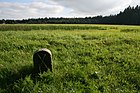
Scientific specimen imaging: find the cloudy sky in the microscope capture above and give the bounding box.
[0,0,140,19]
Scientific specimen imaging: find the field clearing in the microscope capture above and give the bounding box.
[0,24,140,93]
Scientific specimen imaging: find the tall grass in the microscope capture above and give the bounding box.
[0,24,140,93]
[0,24,107,31]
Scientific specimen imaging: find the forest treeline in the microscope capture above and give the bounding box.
[0,5,140,25]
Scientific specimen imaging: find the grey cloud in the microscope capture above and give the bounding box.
[52,0,132,16]
[131,0,140,5]
[0,1,64,19]
[0,0,140,19]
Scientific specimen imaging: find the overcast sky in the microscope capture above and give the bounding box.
[0,0,140,19]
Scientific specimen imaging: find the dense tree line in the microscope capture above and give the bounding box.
[0,5,140,25]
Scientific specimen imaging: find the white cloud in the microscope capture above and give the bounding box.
[52,0,132,16]
[0,0,140,19]
[0,1,64,19]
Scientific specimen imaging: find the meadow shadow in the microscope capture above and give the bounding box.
[0,65,37,90]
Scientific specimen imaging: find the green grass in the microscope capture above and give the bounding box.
[0,24,140,93]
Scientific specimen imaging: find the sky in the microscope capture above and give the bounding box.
[0,0,140,19]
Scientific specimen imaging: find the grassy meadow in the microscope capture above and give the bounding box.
[0,24,140,93]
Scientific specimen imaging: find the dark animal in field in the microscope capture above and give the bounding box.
[33,48,52,73]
